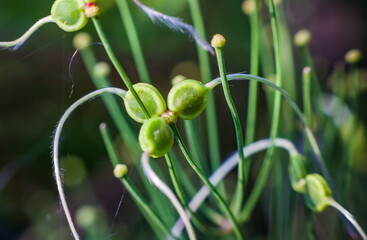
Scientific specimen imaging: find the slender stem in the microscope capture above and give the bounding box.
[172,125,244,240]
[350,64,359,114]
[214,46,246,214]
[164,152,220,235]
[240,0,283,221]
[184,120,207,173]
[302,67,312,128]
[245,0,260,145]
[122,178,174,239]
[99,123,172,238]
[52,88,126,240]
[79,46,138,155]
[172,138,298,236]
[328,198,367,240]
[142,152,197,240]
[115,0,151,83]
[207,73,330,194]
[299,45,322,101]
[99,123,120,166]
[302,67,312,156]
[187,0,223,179]
[0,15,54,49]
[92,17,150,118]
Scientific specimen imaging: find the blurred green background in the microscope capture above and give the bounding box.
[0,0,366,239]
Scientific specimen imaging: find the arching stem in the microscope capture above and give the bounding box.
[52,88,126,240]
[0,16,54,49]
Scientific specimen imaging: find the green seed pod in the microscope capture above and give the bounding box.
[124,83,167,123]
[304,174,332,212]
[51,0,89,32]
[139,117,174,158]
[288,154,307,193]
[167,80,209,120]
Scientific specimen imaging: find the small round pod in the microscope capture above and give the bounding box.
[139,117,174,158]
[51,0,89,32]
[304,174,332,212]
[167,80,209,120]
[124,83,167,123]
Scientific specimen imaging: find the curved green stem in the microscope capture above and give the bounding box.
[92,17,150,118]
[172,124,244,240]
[115,0,151,83]
[213,46,246,214]
[207,73,330,187]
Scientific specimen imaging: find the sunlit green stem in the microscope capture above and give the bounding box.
[172,125,244,240]
[115,0,151,83]
[213,46,246,214]
[92,17,149,118]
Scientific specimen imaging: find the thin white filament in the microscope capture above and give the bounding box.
[52,88,126,240]
[171,138,298,236]
[131,0,214,54]
[68,42,104,98]
[328,198,367,240]
[141,152,197,240]
[0,16,55,50]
